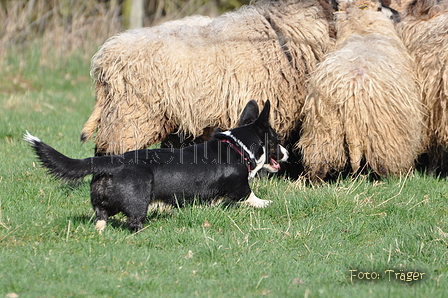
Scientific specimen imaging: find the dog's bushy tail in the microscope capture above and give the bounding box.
[24,131,94,182]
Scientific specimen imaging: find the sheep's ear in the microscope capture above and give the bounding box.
[238,100,259,126]
[255,100,270,129]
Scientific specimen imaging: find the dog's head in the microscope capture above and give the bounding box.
[216,100,288,178]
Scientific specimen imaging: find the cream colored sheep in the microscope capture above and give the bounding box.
[298,0,424,179]
[388,0,415,12]
[81,0,335,155]
[396,0,448,173]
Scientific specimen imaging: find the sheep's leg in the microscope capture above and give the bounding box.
[299,93,347,180]
[345,94,363,173]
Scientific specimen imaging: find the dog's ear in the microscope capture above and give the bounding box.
[238,100,259,126]
[255,100,271,129]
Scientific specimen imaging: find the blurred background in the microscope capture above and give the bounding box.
[0,0,250,66]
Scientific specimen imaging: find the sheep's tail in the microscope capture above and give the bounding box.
[80,98,102,143]
[24,131,96,182]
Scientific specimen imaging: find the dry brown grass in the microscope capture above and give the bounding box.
[0,0,247,66]
[0,0,122,63]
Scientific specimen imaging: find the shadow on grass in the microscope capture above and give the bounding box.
[59,179,243,233]
[69,210,178,233]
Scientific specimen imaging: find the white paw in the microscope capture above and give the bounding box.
[95,220,107,234]
[243,192,272,208]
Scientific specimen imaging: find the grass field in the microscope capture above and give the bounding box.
[1,49,448,298]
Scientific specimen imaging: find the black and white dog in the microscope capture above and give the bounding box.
[24,100,288,232]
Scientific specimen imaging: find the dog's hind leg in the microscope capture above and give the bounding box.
[127,214,146,233]
[94,208,108,234]
[126,190,152,232]
[121,169,154,233]
[125,199,150,232]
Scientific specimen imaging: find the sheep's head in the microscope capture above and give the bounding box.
[336,0,384,11]
[335,0,400,22]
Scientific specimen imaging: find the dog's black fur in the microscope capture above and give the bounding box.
[24,100,287,232]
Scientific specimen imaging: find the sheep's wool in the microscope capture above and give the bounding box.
[397,0,448,171]
[81,0,334,155]
[298,0,425,178]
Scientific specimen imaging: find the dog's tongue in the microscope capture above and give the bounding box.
[270,158,280,170]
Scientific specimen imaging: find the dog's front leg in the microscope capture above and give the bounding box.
[242,191,272,208]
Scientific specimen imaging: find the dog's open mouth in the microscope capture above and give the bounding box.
[268,158,281,172]
[262,158,281,173]
[270,158,280,170]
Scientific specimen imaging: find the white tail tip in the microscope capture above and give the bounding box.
[23,131,41,144]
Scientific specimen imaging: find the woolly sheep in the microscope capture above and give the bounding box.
[388,0,415,11]
[81,0,335,155]
[396,0,448,173]
[298,0,425,179]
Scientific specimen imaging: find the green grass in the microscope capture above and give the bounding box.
[1,49,447,298]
